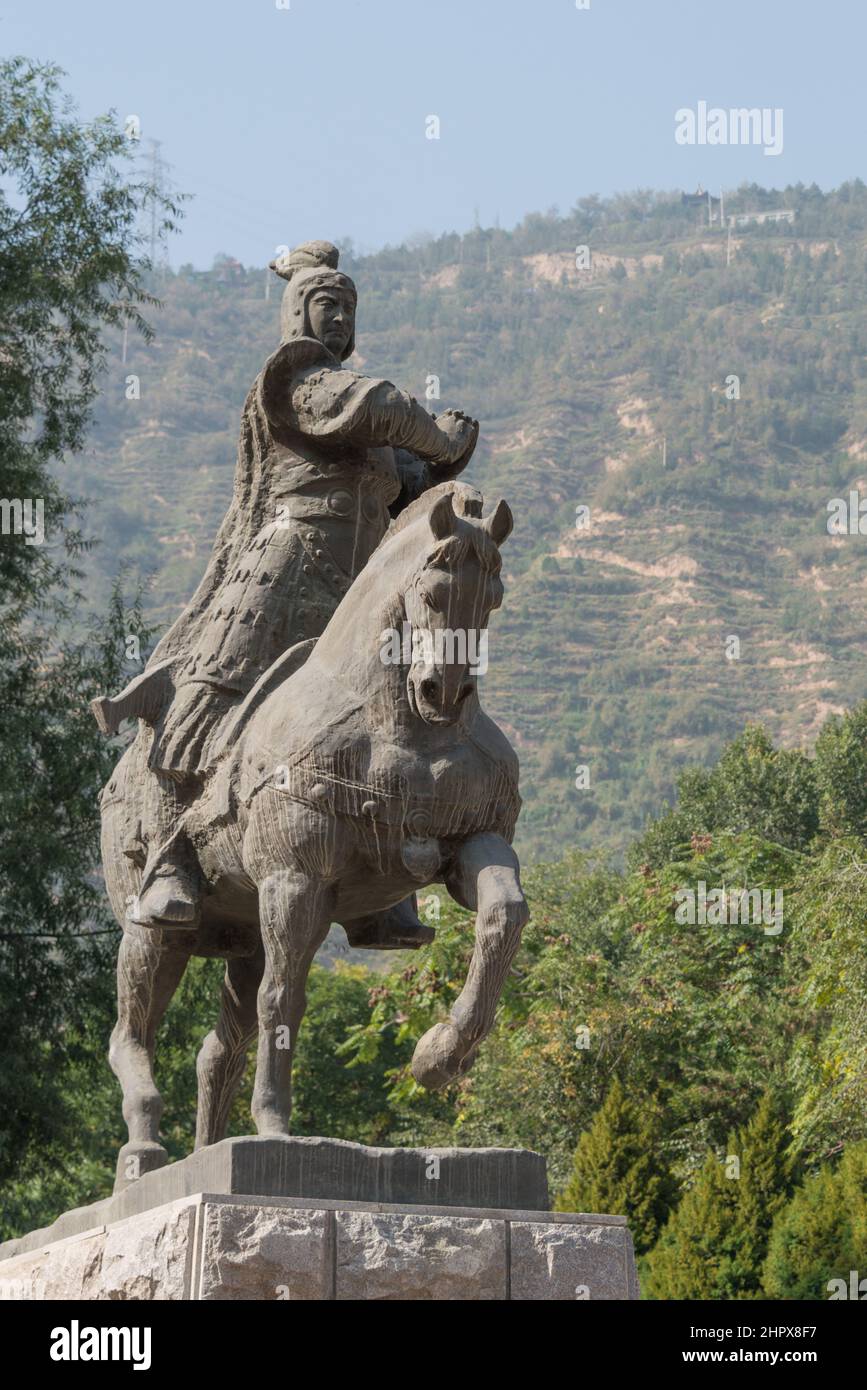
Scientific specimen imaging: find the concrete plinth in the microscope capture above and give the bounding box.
[0,1139,639,1300]
[0,1194,638,1300]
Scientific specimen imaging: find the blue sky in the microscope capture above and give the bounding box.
[3,0,861,267]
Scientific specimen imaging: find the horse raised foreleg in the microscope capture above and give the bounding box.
[195,946,264,1150]
[109,924,191,1191]
[251,871,334,1137]
[412,832,528,1090]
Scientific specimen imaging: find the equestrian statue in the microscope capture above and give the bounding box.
[92,242,529,1189]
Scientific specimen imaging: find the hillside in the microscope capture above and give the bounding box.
[70,180,867,860]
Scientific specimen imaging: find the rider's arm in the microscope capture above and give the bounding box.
[260,341,476,469]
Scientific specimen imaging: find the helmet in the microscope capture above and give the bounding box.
[269,241,357,360]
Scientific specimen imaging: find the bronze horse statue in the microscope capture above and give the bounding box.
[101,484,528,1188]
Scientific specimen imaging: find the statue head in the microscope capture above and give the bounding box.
[402,492,512,727]
[269,241,357,360]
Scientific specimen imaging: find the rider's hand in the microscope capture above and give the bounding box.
[433,408,479,466]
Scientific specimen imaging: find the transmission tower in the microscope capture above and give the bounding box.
[143,138,172,274]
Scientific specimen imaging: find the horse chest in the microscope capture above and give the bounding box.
[357,750,498,882]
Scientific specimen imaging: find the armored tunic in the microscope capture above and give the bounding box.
[147,338,467,778]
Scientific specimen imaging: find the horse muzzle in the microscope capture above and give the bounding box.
[407,668,475,725]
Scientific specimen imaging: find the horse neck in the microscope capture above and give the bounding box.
[312,522,419,730]
[311,518,476,743]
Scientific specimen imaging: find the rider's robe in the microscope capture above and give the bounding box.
[143,338,468,780]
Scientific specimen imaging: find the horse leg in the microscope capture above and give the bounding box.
[109,924,191,1191]
[251,870,333,1137]
[195,946,264,1150]
[412,831,529,1089]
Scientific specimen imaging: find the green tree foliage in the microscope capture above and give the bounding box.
[0,56,178,605]
[642,1151,742,1300]
[787,840,867,1156]
[630,726,818,870]
[0,57,178,1194]
[341,832,799,1183]
[763,1144,867,1299]
[553,1076,677,1254]
[643,1093,793,1299]
[292,964,408,1144]
[0,586,150,1197]
[814,703,867,838]
[614,833,799,1165]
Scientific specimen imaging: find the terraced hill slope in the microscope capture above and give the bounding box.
[71,182,867,859]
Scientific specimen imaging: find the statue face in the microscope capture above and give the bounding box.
[307,287,356,358]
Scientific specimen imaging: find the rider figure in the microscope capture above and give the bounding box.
[94,241,478,934]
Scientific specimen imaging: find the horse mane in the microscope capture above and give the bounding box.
[376,480,501,575]
[385,480,484,537]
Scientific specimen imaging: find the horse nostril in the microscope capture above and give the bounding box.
[420,678,439,701]
[458,682,474,702]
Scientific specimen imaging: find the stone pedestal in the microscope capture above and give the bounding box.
[0,1138,639,1301]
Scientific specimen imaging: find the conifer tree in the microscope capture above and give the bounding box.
[554,1077,677,1255]
[643,1092,792,1299]
[763,1142,867,1299]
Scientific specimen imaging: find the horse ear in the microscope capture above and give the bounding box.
[484,498,513,545]
[429,492,456,540]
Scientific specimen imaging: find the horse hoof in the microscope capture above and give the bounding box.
[113,1141,168,1193]
[411,1021,467,1090]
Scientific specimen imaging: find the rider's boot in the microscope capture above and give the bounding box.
[128,772,200,928]
[129,855,199,927]
[343,894,435,951]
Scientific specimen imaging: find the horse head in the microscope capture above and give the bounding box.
[402,491,513,726]
[306,483,514,736]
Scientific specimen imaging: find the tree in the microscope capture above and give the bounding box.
[553,1077,677,1255]
[0,56,179,1202]
[814,703,867,840]
[0,57,178,608]
[630,726,819,870]
[762,1145,867,1299]
[642,1149,740,1299]
[292,963,407,1145]
[643,1093,793,1299]
[788,839,867,1156]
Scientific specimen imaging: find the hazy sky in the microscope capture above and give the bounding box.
[3,0,862,267]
